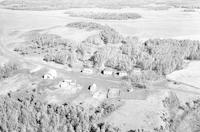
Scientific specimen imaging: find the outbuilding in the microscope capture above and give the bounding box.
[107,88,121,98]
[43,69,57,79]
[81,68,93,74]
[117,71,128,77]
[102,68,113,76]
[88,83,97,94]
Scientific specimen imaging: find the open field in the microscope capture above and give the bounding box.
[1,2,200,132]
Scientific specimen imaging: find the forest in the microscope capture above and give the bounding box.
[66,12,142,20]
[0,89,121,132]
[13,22,200,88]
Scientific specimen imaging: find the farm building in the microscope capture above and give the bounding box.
[81,68,93,74]
[117,71,128,77]
[107,88,121,98]
[127,88,134,93]
[88,83,97,94]
[57,79,82,93]
[102,68,113,75]
[43,69,57,79]
[92,90,107,101]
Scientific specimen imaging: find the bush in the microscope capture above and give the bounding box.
[0,62,21,79]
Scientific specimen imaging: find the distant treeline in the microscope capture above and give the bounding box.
[66,12,141,20]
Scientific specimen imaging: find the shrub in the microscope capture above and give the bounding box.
[0,62,21,79]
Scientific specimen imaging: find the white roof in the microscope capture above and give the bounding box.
[47,69,57,76]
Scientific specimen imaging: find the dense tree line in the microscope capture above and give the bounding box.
[67,22,123,44]
[67,12,141,20]
[66,22,106,31]
[14,32,78,66]
[0,90,121,132]
[140,39,200,75]
[160,92,200,132]
[14,30,200,78]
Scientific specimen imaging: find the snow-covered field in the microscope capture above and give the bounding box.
[1,7,200,40]
[167,61,200,88]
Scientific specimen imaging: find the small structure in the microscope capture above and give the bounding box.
[43,69,57,79]
[92,90,107,100]
[88,83,97,94]
[107,88,121,98]
[127,87,134,93]
[81,68,93,74]
[117,71,128,77]
[102,68,113,76]
[57,79,82,93]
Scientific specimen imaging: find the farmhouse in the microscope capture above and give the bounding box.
[81,68,93,74]
[88,83,97,94]
[43,69,57,79]
[117,71,128,77]
[102,68,113,75]
[107,88,121,98]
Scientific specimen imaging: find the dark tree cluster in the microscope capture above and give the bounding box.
[66,22,106,31]
[66,12,141,20]
[67,22,123,44]
[0,90,121,132]
[140,39,200,75]
[14,32,78,66]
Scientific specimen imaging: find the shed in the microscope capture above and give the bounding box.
[88,83,97,94]
[81,68,93,74]
[107,88,121,98]
[102,68,113,75]
[43,69,57,79]
[117,71,128,77]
